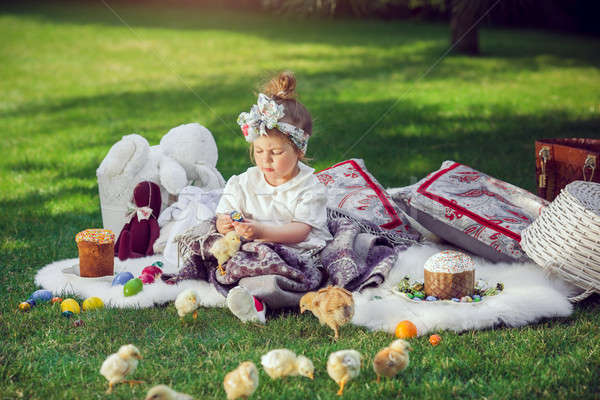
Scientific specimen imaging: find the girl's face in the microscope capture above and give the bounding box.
[253,132,301,186]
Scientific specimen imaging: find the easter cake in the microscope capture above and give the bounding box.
[424,250,475,300]
[75,229,116,277]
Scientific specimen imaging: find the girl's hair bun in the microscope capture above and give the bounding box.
[263,71,297,100]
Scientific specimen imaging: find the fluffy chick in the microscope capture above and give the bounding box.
[144,384,194,400]
[175,289,200,322]
[300,286,354,340]
[326,349,361,396]
[100,344,143,394]
[261,349,314,380]
[210,231,241,275]
[223,361,259,400]
[373,339,412,383]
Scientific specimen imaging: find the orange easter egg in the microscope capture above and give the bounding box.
[395,320,418,339]
[429,334,442,346]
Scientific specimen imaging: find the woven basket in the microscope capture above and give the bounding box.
[521,181,600,302]
[424,269,474,300]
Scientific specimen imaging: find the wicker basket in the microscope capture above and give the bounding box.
[521,181,600,302]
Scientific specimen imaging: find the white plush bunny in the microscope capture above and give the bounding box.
[97,123,225,237]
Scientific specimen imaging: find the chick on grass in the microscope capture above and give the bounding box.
[261,349,314,380]
[175,289,200,323]
[327,350,361,396]
[373,339,412,384]
[300,286,354,341]
[210,231,241,275]
[100,344,143,394]
[144,384,194,400]
[223,361,259,400]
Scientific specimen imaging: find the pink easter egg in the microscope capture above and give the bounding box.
[139,273,155,284]
[141,265,162,278]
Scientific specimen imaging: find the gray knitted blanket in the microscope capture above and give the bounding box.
[161,210,416,296]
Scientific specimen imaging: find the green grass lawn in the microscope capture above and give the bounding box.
[1,1,600,399]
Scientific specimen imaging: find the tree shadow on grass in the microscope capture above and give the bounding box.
[2,1,599,72]
[1,76,599,187]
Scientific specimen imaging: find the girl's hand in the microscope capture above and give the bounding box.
[233,220,261,240]
[216,214,234,234]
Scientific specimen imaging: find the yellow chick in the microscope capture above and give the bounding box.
[223,361,259,400]
[144,384,194,400]
[372,339,412,383]
[175,289,200,322]
[327,349,361,396]
[261,349,314,380]
[100,344,143,394]
[210,231,241,275]
[299,286,354,340]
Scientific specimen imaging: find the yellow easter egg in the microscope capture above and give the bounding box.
[60,298,80,314]
[82,297,104,311]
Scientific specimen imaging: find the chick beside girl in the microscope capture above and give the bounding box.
[165,71,332,323]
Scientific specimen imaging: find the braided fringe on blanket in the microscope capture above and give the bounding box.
[174,218,221,269]
[326,208,420,247]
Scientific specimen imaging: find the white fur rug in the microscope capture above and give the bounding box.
[34,243,576,336]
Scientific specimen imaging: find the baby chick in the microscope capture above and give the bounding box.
[144,384,194,400]
[100,344,143,394]
[210,231,241,275]
[261,349,314,380]
[300,286,354,340]
[373,339,412,383]
[223,361,259,400]
[175,289,200,323]
[326,349,361,396]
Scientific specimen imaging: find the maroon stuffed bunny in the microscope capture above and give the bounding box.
[115,181,161,260]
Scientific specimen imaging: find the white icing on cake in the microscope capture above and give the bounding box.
[424,250,475,273]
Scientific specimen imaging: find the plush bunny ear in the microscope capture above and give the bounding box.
[97,134,149,178]
[158,155,188,195]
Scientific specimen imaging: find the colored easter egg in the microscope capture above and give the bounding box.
[141,266,162,278]
[461,296,473,303]
[413,291,425,299]
[426,296,438,301]
[451,298,460,302]
[73,319,84,327]
[62,311,74,318]
[406,293,414,299]
[26,299,37,308]
[230,211,244,222]
[413,297,422,302]
[123,278,143,297]
[51,297,63,304]
[139,273,155,284]
[152,261,164,268]
[82,297,104,311]
[429,334,442,346]
[30,289,53,303]
[18,302,31,312]
[61,298,80,314]
[395,320,418,339]
[112,272,134,286]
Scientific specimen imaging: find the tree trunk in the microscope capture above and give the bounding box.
[449,0,480,55]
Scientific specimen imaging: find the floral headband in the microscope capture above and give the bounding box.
[237,93,309,153]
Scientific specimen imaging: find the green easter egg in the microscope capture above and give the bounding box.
[152,261,164,268]
[123,278,143,297]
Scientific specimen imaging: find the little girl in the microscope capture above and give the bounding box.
[169,72,332,323]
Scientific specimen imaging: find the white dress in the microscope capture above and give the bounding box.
[215,162,333,255]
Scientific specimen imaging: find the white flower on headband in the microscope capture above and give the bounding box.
[237,93,284,140]
[237,93,309,153]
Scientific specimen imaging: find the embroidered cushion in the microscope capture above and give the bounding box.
[315,159,420,241]
[391,160,549,263]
